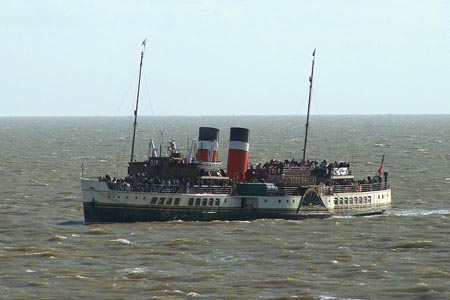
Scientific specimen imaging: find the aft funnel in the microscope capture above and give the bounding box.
[227,127,250,182]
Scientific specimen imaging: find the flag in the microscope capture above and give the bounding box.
[312,48,316,57]
[142,39,147,47]
[378,153,385,176]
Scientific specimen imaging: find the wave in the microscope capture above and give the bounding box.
[109,238,134,245]
[388,209,450,217]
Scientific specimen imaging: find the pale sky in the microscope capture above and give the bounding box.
[1,0,449,117]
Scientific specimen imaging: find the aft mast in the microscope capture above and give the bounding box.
[130,39,147,164]
[302,49,316,163]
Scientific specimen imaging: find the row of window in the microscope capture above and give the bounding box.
[334,196,372,205]
[150,197,181,206]
[107,194,182,206]
[188,198,221,206]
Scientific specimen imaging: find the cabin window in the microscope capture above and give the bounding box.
[264,199,268,203]
[278,199,281,203]
[151,197,158,205]
[344,198,348,205]
[158,198,165,205]
[195,198,201,206]
[167,198,173,205]
[208,198,214,206]
[174,198,181,205]
[224,198,227,203]
[339,198,343,205]
[334,198,338,205]
[350,197,354,204]
[359,197,363,204]
[188,198,194,206]
[363,196,367,204]
[368,196,372,203]
[202,198,208,206]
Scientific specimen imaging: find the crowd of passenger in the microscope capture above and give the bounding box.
[98,173,231,192]
[248,158,351,176]
[97,157,387,193]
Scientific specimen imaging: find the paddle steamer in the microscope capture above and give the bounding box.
[81,44,391,223]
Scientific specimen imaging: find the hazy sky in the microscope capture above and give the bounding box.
[1,0,449,117]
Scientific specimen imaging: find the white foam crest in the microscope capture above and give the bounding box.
[123,267,149,274]
[389,209,450,217]
[109,238,133,245]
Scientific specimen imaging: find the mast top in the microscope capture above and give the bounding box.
[142,39,147,52]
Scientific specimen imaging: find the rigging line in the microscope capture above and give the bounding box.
[292,88,308,118]
[112,67,140,120]
[142,70,155,116]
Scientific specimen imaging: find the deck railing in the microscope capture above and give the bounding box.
[320,181,390,195]
[106,180,390,196]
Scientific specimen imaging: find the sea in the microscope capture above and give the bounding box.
[1,115,449,300]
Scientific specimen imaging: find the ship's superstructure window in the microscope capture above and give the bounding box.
[167,198,173,205]
[158,198,165,205]
[202,198,208,206]
[188,198,194,206]
[208,198,214,206]
[334,198,338,205]
[195,198,201,206]
[215,198,220,206]
[151,197,157,205]
[174,198,181,205]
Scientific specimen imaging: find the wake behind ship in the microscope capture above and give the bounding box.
[81,44,391,223]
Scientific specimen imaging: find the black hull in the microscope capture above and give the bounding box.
[83,203,332,223]
[82,203,387,224]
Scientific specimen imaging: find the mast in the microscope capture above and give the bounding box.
[302,48,316,163]
[130,39,147,164]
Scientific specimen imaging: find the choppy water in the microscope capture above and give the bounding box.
[1,115,449,299]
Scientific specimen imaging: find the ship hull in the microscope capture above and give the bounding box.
[81,180,390,224]
[83,203,332,223]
